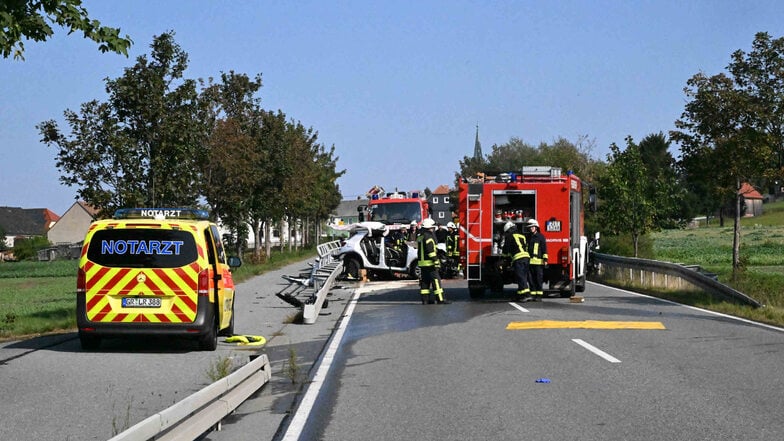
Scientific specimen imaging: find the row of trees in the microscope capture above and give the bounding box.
[38,32,344,260]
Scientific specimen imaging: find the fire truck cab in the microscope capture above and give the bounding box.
[458,166,589,298]
[358,187,430,226]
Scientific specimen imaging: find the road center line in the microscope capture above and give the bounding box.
[509,302,529,313]
[572,338,621,363]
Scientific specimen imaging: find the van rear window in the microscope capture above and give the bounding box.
[87,229,198,268]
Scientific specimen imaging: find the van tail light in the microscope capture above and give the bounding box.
[198,269,210,296]
[77,268,86,294]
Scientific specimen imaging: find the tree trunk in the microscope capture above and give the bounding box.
[632,232,639,258]
[264,220,272,259]
[252,218,262,260]
[732,178,742,281]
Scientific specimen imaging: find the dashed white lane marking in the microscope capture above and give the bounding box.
[509,302,529,313]
[572,338,622,363]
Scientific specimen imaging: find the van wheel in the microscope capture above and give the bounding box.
[344,257,362,280]
[219,300,235,337]
[199,310,218,351]
[79,333,101,351]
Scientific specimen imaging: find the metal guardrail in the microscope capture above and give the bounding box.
[109,354,272,441]
[278,240,344,324]
[303,240,344,324]
[591,252,764,308]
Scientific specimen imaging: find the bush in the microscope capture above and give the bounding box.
[12,236,51,261]
[598,232,653,258]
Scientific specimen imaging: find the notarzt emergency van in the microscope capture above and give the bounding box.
[76,208,241,351]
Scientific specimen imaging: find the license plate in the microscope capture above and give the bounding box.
[122,297,162,308]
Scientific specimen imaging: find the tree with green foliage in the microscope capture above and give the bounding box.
[458,135,598,182]
[1,0,132,60]
[638,132,693,227]
[728,32,784,180]
[672,32,780,277]
[201,71,265,256]
[38,32,206,216]
[598,136,682,257]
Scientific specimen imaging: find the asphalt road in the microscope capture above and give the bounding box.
[275,280,784,441]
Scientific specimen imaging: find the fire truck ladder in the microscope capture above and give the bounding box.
[465,183,484,282]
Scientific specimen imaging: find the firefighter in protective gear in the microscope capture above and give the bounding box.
[417,218,448,304]
[502,221,531,302]
[526,219,548,301]
[445,222,461,277]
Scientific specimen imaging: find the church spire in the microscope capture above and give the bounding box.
[473,123,482,159]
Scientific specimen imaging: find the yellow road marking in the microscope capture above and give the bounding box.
[506,320,666,330]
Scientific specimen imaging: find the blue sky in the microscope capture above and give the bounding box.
[3,0,784,215]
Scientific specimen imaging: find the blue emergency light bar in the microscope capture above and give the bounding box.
[113,208,210,220]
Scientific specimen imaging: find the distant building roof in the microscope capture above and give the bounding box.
[0,206,60,236]
[739,183,763,200]
[432,184,451,195]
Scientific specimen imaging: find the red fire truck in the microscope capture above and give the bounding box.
[458,166,590,298]
[359,186,430,226]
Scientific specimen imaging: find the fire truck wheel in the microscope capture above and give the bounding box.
[344,257,362,280]
[560,280,576,298]
[468,284,485,299]
[576,276,586,293]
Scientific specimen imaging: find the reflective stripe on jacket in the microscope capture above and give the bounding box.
[528,232,548,265]
[417,231,438,267]
[503,231,529,262]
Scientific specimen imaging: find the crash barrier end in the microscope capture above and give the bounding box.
[108,354,271,441]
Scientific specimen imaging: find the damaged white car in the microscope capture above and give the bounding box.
[331,221,418,280]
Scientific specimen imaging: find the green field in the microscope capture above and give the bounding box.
[0,249,317,340]
[648,200,784,325]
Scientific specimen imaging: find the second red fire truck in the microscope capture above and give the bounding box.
[458,166,592,298]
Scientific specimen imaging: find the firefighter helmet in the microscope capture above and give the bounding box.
[422,218,436,229]
[446,222,456,229]
[503,221,515,232]
[527,219,540,228]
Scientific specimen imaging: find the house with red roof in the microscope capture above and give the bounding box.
[740,182,764,217]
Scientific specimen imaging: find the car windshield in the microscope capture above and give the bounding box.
[369,202,422,224]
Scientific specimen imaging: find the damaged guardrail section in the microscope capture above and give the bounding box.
[277,240,344,324]
[109,354,272,441]
[304,240,344,324]
[590,252,763,308]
